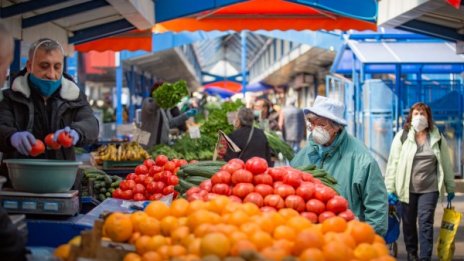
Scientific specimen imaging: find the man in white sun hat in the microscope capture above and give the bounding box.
[291,96,388,236]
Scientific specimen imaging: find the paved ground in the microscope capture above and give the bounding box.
[394,193,464,261]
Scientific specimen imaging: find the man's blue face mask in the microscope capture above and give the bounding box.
[29,73,61,97]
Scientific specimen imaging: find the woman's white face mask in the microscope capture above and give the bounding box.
[411,115,428,132]
[311,126,331,145]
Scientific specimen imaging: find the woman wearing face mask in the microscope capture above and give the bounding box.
[385,102,455,261]
[291,96,388,236]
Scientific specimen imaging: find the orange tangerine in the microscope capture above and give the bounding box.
[250,230,274,251]
[104,212,133,243]
[169,245,187,257]
[200,232,231,258]
[146,235,168,252]
[171,226,190,244]
[124,253,142,261]
[138,217,160,236]
[160,216,179,236]
[286,216,313,231]
[230,239,257,256]
[278,208,300,219]
[240,202,261,216]
[187,200,207,214]
[227,210,250,226]
[273,225,296,241]
[299,248,325,261]
[170,198,190,217]
[130,211,149,232]
[141,251,162,261]
[207,196,231,214]
[292,229,324,256]
[135,235,152,255]
[322,216,347,233]
[354,243,379,261]
[349,221,376,245]
[145,201,170,220]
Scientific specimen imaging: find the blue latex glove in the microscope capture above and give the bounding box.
[10,131,36,155]
[53,126,80,145]
[186,109,197,117]
[388,193,399,205]
[448,192,455,202]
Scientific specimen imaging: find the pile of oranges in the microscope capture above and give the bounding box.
[101,196,395,261]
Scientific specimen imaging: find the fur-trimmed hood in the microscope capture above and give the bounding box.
[11,73,80,101]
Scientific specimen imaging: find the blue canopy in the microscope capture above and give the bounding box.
[245,81,273,92]
[204,87,236,98]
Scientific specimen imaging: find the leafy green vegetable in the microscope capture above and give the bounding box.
[200,100,243,136]
[264,131,294,161]
[152,80,189,108]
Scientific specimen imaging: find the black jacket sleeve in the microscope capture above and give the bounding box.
[70,93,99,146]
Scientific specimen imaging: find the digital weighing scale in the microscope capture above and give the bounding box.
[0,189,79,216]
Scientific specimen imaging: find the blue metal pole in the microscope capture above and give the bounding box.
[241,30,247,98]
[10,39,21,75]
[395,65,402,132]
[128,66,135,123]
[115,53,123,126]
[352,54,359,138]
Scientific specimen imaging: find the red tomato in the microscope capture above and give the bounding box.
[153,181,165,193]
[253,174,273,186]
[163,185,174,195]
[148,166,163,177]
[121,189,133,200]
[301,212,318,223]
[229,195,242,203]
[126,173,136,180]
[301,173,314,182]
[232,183,255,199]
[134,175,147,184]
[267,168,285,182]
[153,193,164,200]
[260,206,277,212]
[221,163,243,174]
[243,192,264,207]
[296,182,315,201]
[135,165,148,175]
[211,171,232,185]
[133,184,146,194]
[283,170,302,188]
[245,157,268,174]
[29,140,45,157]
[254,184,274,198]
[206,193,219,201]
[178,159,188,166]
[143,177,154,187]
[168,175,179,186]
[318,211,336,223]
[199,180,212,192]
[306,199,326,214]
[284,195,306,212]
[186,187,201,197]
[188,193,204,202]
[146,182,157,194]
[198,190,208,199]
[163,161,176,172]
[326,195,349,214]
[264,194,285,210]
[152,172,162,182]
[112,188,123,199]
[231,169,253,184]
[148,194,158,200]
[338,209,355,221]
[133,193,146,201]
[273,181,284,189]
[44,133,61,150]
[274,184,295,199]
[228,158,245,168]
[160,171,171,183]
[155,155,169,166]
[212,183,231,195]
[313,178,322,185]
[314,185,337,202]
[143,159,156,168]
[57,132,73,148]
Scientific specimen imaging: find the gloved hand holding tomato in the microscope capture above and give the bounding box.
[53,126,80,148]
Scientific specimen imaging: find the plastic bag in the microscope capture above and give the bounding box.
[437,202,462,261]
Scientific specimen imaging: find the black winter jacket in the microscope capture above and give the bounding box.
[224,126,272,166]
[0,71,99,161]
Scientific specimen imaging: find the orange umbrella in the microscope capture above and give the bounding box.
[154,0,375,33]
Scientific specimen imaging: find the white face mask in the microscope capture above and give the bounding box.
[411,115,428,132]
[312,126,331,145]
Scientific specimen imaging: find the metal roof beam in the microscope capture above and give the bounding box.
[398,19,464,42]
[69,19,135,44]
[22,0,110,28]
[0,0,74,18]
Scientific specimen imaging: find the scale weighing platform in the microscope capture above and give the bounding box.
[0,189,79,216]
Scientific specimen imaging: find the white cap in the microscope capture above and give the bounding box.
[303,96,347,125]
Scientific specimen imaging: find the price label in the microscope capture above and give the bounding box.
[133,128,151,145]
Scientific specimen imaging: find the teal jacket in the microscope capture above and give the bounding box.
[291,129,388,236]
[385,127,455,203]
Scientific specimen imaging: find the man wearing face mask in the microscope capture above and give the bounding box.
[290,96,388,236]
[385,102,455,261]
[0,38,98,178]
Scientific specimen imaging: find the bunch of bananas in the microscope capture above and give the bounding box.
[96,142,150,161]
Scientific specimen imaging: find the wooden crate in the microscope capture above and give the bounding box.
[68,220,135,261]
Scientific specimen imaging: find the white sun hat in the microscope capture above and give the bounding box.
[303,96,347,125]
